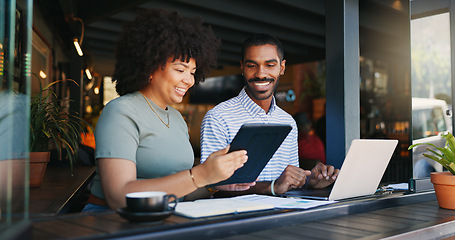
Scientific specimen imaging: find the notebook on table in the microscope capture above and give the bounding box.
[175,198,275,219]
[282,139,398,201]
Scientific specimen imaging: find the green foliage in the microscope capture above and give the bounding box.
[30,79,93,172]
[408,132,455,175]
[434,93,451,105]
[411,29,451,99]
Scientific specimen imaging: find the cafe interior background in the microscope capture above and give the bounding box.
[1,0,454,231]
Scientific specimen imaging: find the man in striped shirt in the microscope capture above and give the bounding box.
[200,33,339,196]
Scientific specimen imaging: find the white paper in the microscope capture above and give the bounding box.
[386,183,408,190]
[232,194,336,209]
[175,198,275,218]
[175,194,336,218]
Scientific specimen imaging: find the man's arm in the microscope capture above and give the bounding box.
[214,162,339,197]
[214,165,312,197]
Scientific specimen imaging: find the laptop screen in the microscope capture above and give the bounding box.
[282,139,398,201]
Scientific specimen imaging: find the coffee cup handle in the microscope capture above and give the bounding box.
[165,194,178,211]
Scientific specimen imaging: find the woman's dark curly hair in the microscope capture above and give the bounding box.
[113,9,221,96]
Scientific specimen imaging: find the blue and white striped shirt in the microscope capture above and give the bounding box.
[200,88,299,181]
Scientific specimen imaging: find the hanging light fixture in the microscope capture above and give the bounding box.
[39,70,47,79]
[73,38,83,56]
[85,68,92,80]
[70,17,85,57]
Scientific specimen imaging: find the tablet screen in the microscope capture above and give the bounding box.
[210,123,292,186]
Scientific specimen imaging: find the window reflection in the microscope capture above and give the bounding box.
[411,12,452,179]
[412,107,447,139]
[0,1,31,227]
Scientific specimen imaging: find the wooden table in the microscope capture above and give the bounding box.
[27,191,455,239]
[29,165,96,217]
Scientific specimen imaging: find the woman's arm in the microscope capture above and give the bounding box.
[99,146,247,209]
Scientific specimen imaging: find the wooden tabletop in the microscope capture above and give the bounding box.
[29,165,95,217]
[27,191,455,240]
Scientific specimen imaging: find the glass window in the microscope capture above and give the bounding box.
[412,107,447,140]
[411,13,451,100]
[411,12,452,179]
[1,0,32,229]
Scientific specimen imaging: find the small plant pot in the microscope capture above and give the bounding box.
[430,172,455,210]
[29,152,50,188]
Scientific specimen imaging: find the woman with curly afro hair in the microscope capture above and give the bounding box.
[83,9,248,212]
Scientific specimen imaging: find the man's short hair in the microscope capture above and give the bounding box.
[241,33,284,62]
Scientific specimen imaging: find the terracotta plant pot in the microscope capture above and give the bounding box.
[29,152,50,188]
[430,172,455,210]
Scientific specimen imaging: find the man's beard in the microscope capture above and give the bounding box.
[244,77,279,101]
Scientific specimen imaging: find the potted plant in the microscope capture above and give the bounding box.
[408,132,455,209]
[29,79,92,187]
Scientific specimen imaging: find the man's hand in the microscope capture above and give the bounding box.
[273,165,311,194]
[307,162,339,189]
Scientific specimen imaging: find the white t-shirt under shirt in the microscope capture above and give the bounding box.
[90,91,194,200]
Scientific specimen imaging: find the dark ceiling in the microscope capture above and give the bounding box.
[37,0,412,77]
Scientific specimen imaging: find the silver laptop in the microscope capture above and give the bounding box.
[283,139,398,201]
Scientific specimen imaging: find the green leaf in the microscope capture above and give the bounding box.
[425,148,445,160]
[443,132,455,152]
[410,132,455,176]
[29,77,93,173]
[447,162,455,175]
[422,154,447,168]
[409,142,438,150]
[427,147,452,165]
